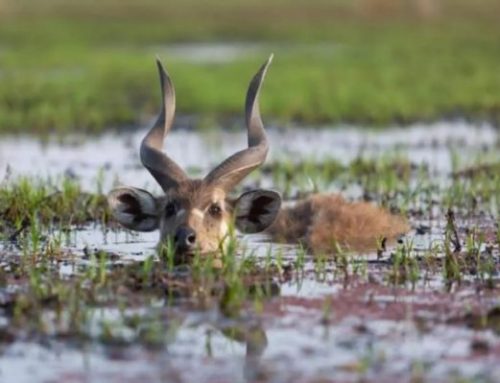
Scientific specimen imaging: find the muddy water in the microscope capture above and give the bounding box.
[1,121,500,382]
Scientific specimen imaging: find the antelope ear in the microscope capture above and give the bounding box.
[234,190,281,233]
[107,187,159,232]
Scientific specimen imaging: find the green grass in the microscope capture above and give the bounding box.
[1,152,498,244]
[0,149,499,351]
[0,177,109,239]
[0,0,500,134]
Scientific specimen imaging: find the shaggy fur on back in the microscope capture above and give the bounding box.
[266,194,409,254]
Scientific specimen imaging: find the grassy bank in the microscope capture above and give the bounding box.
[0,0,500,134]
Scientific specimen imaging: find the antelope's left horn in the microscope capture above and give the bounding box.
[203,55,273,192]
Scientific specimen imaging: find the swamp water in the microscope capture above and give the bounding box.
[0,121,499,383]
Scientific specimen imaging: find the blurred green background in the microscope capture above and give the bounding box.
[1,0,499,134]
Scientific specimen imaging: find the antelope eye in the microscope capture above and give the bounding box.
[208,203,222,218]
[165,202,177,217]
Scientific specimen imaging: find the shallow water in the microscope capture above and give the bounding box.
[0,120,496,191]
[0,121,499,382]
[2,291,500,383]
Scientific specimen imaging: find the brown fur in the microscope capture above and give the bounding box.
[267,194,409,254]
[156,180,231,254]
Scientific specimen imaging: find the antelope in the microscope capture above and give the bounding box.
[108,56,408,261]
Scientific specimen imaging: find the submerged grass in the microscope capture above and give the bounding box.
[0,147,499,364]
[1,0,500,134]
[0,177,109,232]
[0,233,283,347]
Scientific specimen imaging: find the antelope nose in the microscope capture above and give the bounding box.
[174,226,197,251]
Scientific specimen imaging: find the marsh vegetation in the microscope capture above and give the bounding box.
[0,124,499,382]
[1,0,500,381]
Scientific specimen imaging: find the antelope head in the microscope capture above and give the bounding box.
[108,56,281,260]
